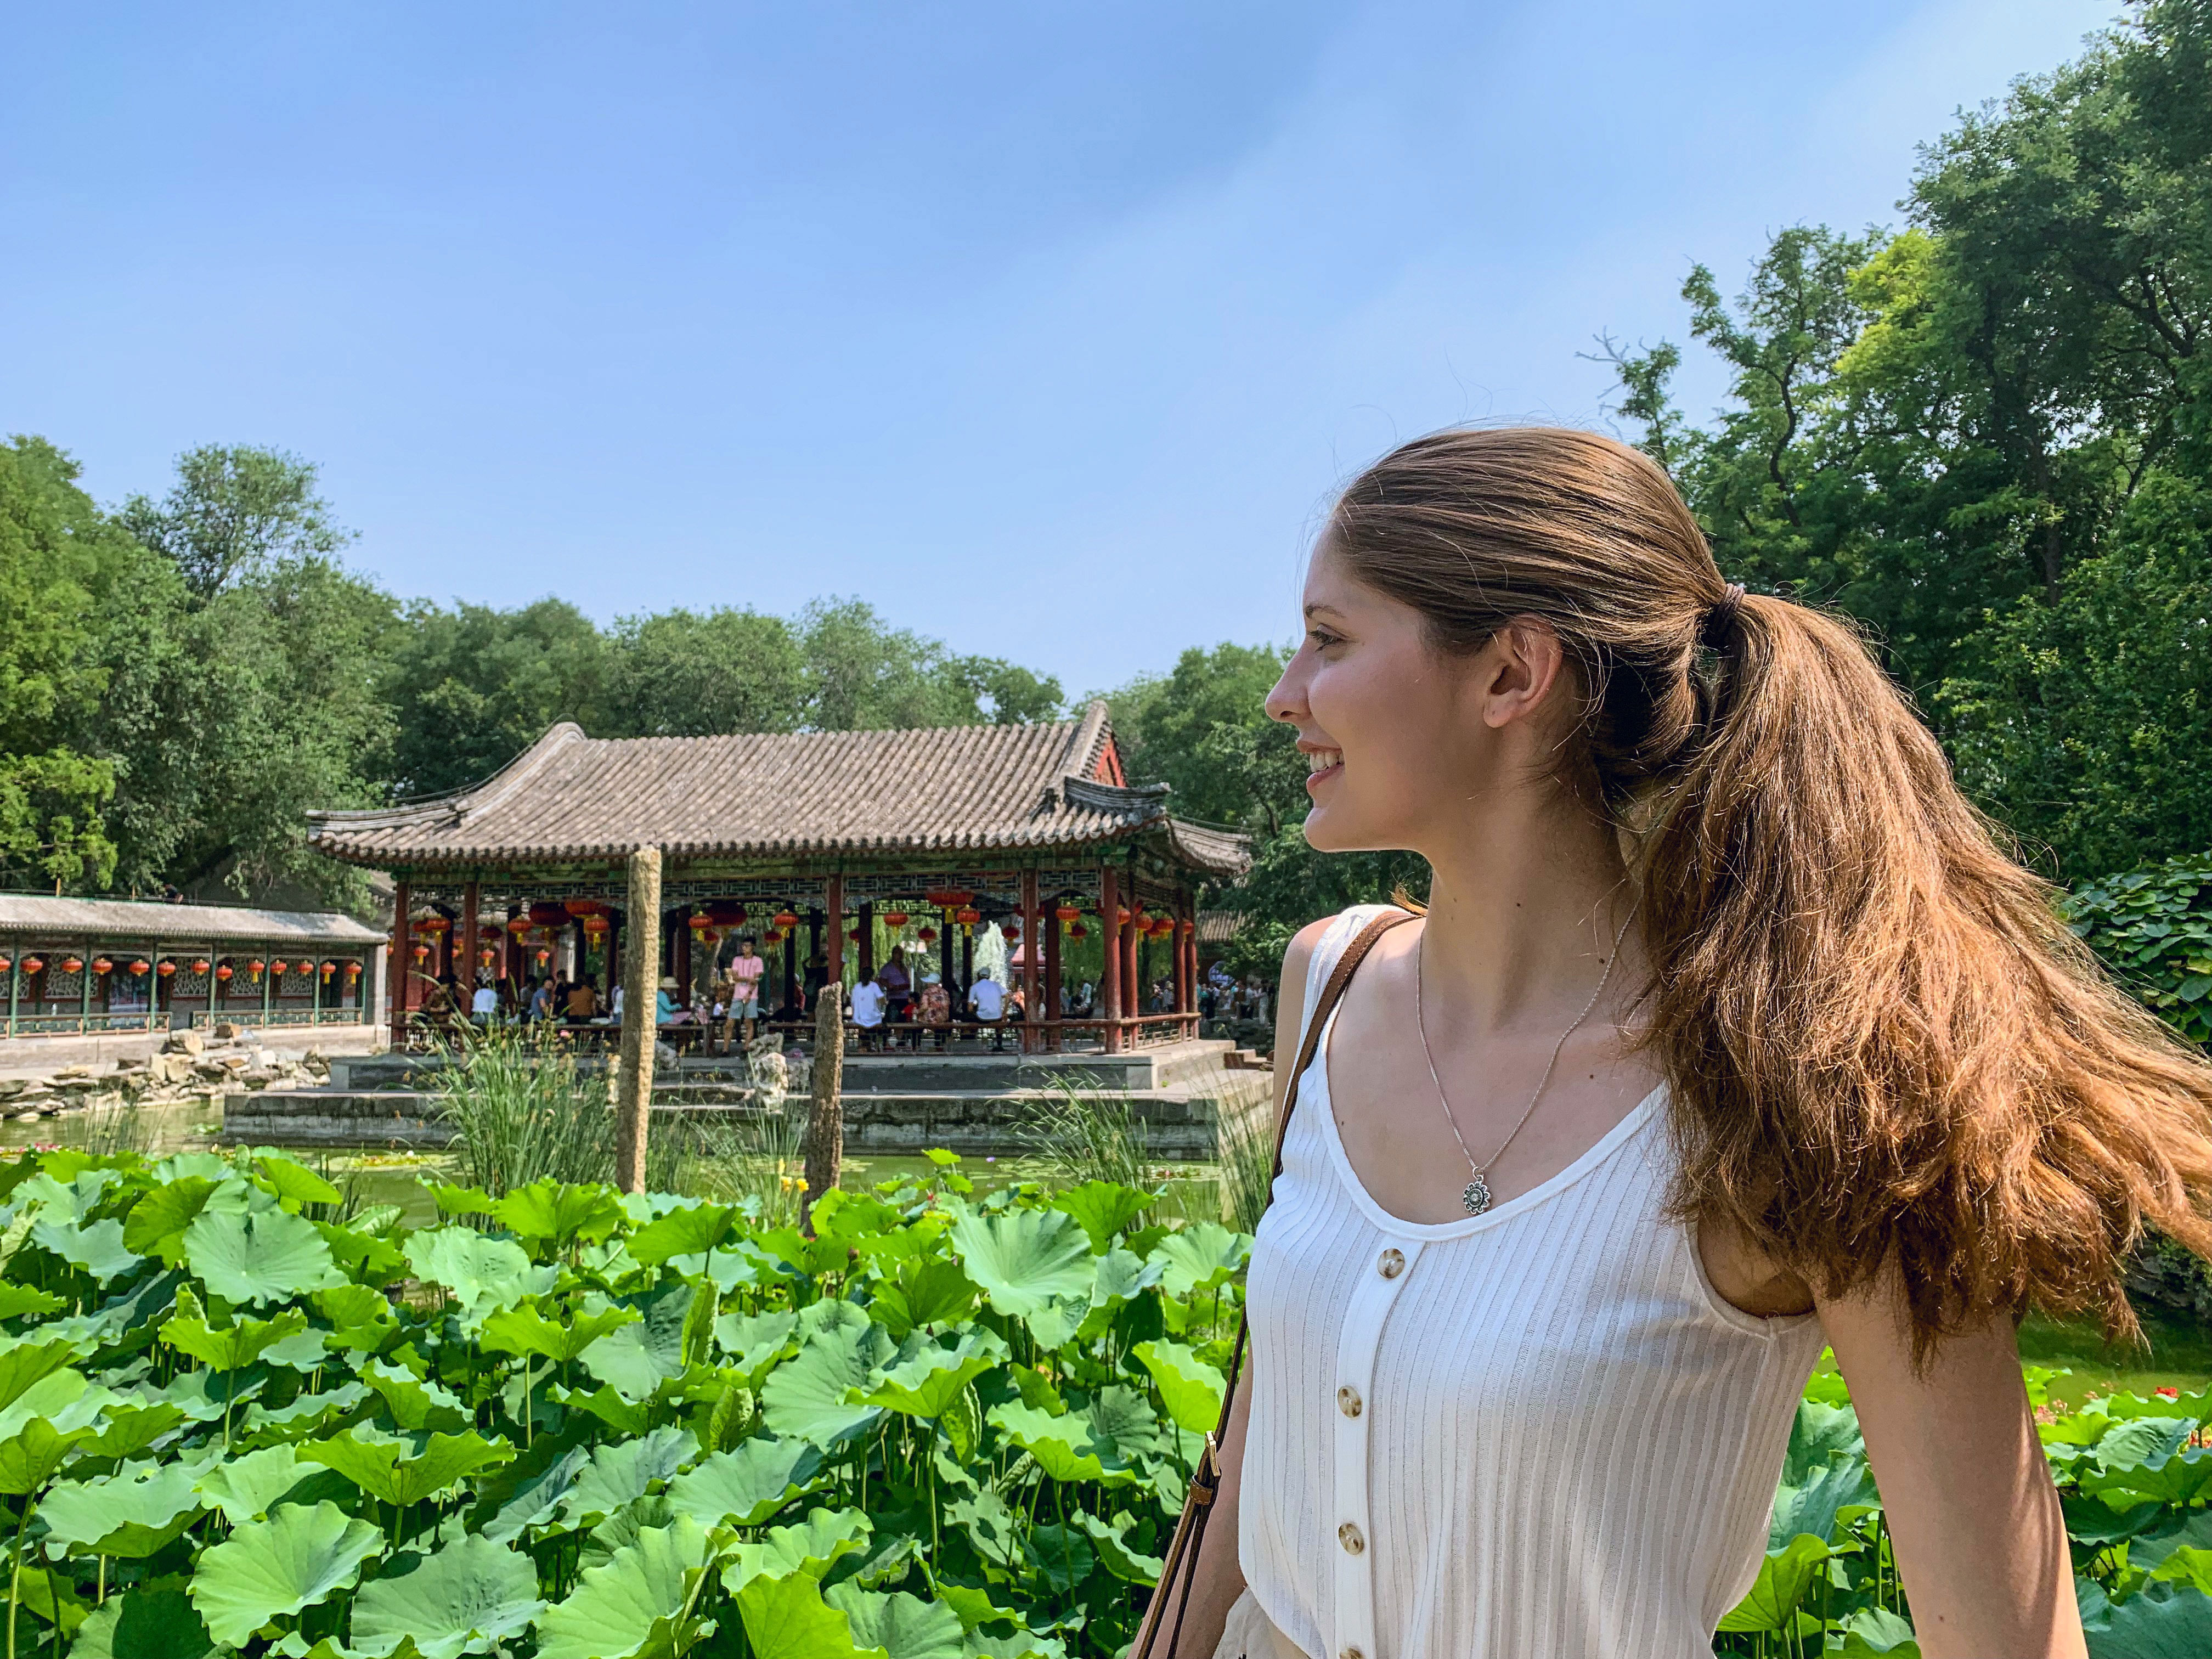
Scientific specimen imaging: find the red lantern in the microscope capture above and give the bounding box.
[1180,918,1195,936]
[217,961,236,980]
[689,912,712,938]
[61,956,84,974]
[245,959,264,982]
[763,928,784,945]
[772,909,799,930]
[917,926,938,945]
[506,917,531,939]
[0,957,12,975]
[1054,905,1081,925]
[847,928,863,943]
[129,958,151,977]
[563,898,608,917]
[528,901,571,928]
[479,948,495,968]
[1116,907,1132,927]
[191,958,210,975]
[1003,923,1022,943]
[1068,923,1088,941]
[706,902,748,927]
[90,957,113,977]
[320,960,336,980]
[582,914,608,938]
[535,947,551,966]
[924,889,973,909]
[157,960,177,978]
[20,956,42,975]
[955,906,981,929]
[345,961,362,981]
[407,946,425,967]
[882,910,909,929]
[416,916,451,936]
[270,960,289,978]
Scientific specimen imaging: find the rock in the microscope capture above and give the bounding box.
[163,1029,204,1056]
[53,1066,91,1080]
[12,1111,38,1124]
[218,1054,249,1071]
[0,1080,25,1101]
[213,1022,246,1041]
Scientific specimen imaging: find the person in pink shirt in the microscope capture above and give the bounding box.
[729,936,767,1043]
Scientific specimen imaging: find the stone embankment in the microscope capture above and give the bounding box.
[0,1025,330,1124]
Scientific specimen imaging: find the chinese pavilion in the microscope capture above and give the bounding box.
[305,703,1249,1053]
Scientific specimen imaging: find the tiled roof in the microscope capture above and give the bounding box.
[307,703,1250,876]
[0,895,383,945]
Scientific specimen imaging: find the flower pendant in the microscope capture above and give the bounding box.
[1462,1171,1492,1216]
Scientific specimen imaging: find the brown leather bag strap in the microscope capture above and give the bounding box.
[1211,906,1415,1441]
[1137,907,1415,1659]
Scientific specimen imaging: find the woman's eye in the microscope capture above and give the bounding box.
[1307,629,1342,651]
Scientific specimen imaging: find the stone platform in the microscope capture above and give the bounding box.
[221,1039,1275,1159]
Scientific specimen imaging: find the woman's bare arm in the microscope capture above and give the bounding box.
[1821,1284,2084,1658]
[1133,919,1328,1658]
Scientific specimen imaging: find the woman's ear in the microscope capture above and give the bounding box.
[1478,618,1568,730]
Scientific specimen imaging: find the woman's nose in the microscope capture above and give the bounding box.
[1264,664,1306,724]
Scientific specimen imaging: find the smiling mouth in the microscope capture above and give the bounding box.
[1304,747,1342,788]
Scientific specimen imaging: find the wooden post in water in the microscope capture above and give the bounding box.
[616,845,662,1193]
[802,981,844,1232]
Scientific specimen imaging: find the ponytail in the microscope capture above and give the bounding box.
[1331,426,2212,1356]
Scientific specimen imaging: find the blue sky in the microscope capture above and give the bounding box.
[6,0,2113,695]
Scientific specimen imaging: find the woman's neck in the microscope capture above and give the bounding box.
[1416,790,1645,1036]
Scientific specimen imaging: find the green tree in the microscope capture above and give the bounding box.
[384,600,608,797]
[0,437,137,888]
[600,607,805,739]
[798,598,974,731]
[119,445,353,599]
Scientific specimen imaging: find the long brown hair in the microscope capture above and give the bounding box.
[1329,425,2212,1356]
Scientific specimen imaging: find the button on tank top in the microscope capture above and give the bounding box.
[1238,906,1829,1659]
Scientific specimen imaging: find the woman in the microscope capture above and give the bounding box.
[1162,428,2212,1659]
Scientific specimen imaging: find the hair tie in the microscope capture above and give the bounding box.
[1702,582,1746,648]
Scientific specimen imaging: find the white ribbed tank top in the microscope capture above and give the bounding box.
[1238,906,1829,1659]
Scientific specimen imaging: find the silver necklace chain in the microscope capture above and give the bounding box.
[1414,895,1643,1216]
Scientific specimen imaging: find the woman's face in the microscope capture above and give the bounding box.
[1265,540,1559,856]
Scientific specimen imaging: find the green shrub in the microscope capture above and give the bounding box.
[2066,854,2212,1048]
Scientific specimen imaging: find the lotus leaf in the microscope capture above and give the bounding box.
[736,1568,890,1659]
[948,1209,1095,1319]
[162,1286,308,1373]
[580,1283,703,1400]
[401,1228,552,1329]
[713,1309,798,1383]
[760,1317,893,1447]
[189,1499,383,1647]
[724,1505,873,1592]
[868,1258,978,1340]
[556,1424,699,1526]
[627,1203,737,1267]
[194,1443,309,1524]
[255,1158,343,1211]
[350,1535,548,1659]
[363,1356,469,1431]
[1132,1339,1224,1435]
[42,1459,204,1556]
[490,1180,625,1249]
[861,1327,1006,1420]
[1716,1534,1832,1633]
[32,1215,143,1282]
[1146,1223,1248,1298]
[1050,1182,1156,1255]
[298,1426,515,1507]
[69,1585,214,1659]
[665,1434,826,1528]
[986,1402,1134,1487]
[826,1584,967,1659]
[534,1514,715,1659]
[1073,1509,1165,1582]
[0,1285,65,1321]
[184,1209,347,1306]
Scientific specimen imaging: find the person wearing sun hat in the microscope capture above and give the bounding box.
[655,975,679,1025]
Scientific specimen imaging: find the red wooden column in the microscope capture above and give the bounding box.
[1018,870,1040,1054]
[1099,865,1121,1053]
[460,883,480,1007]
[390,879,412,1048]
[825,875,845,985]
[1042,899,1063,1053]
[1121,894,1141,1034]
